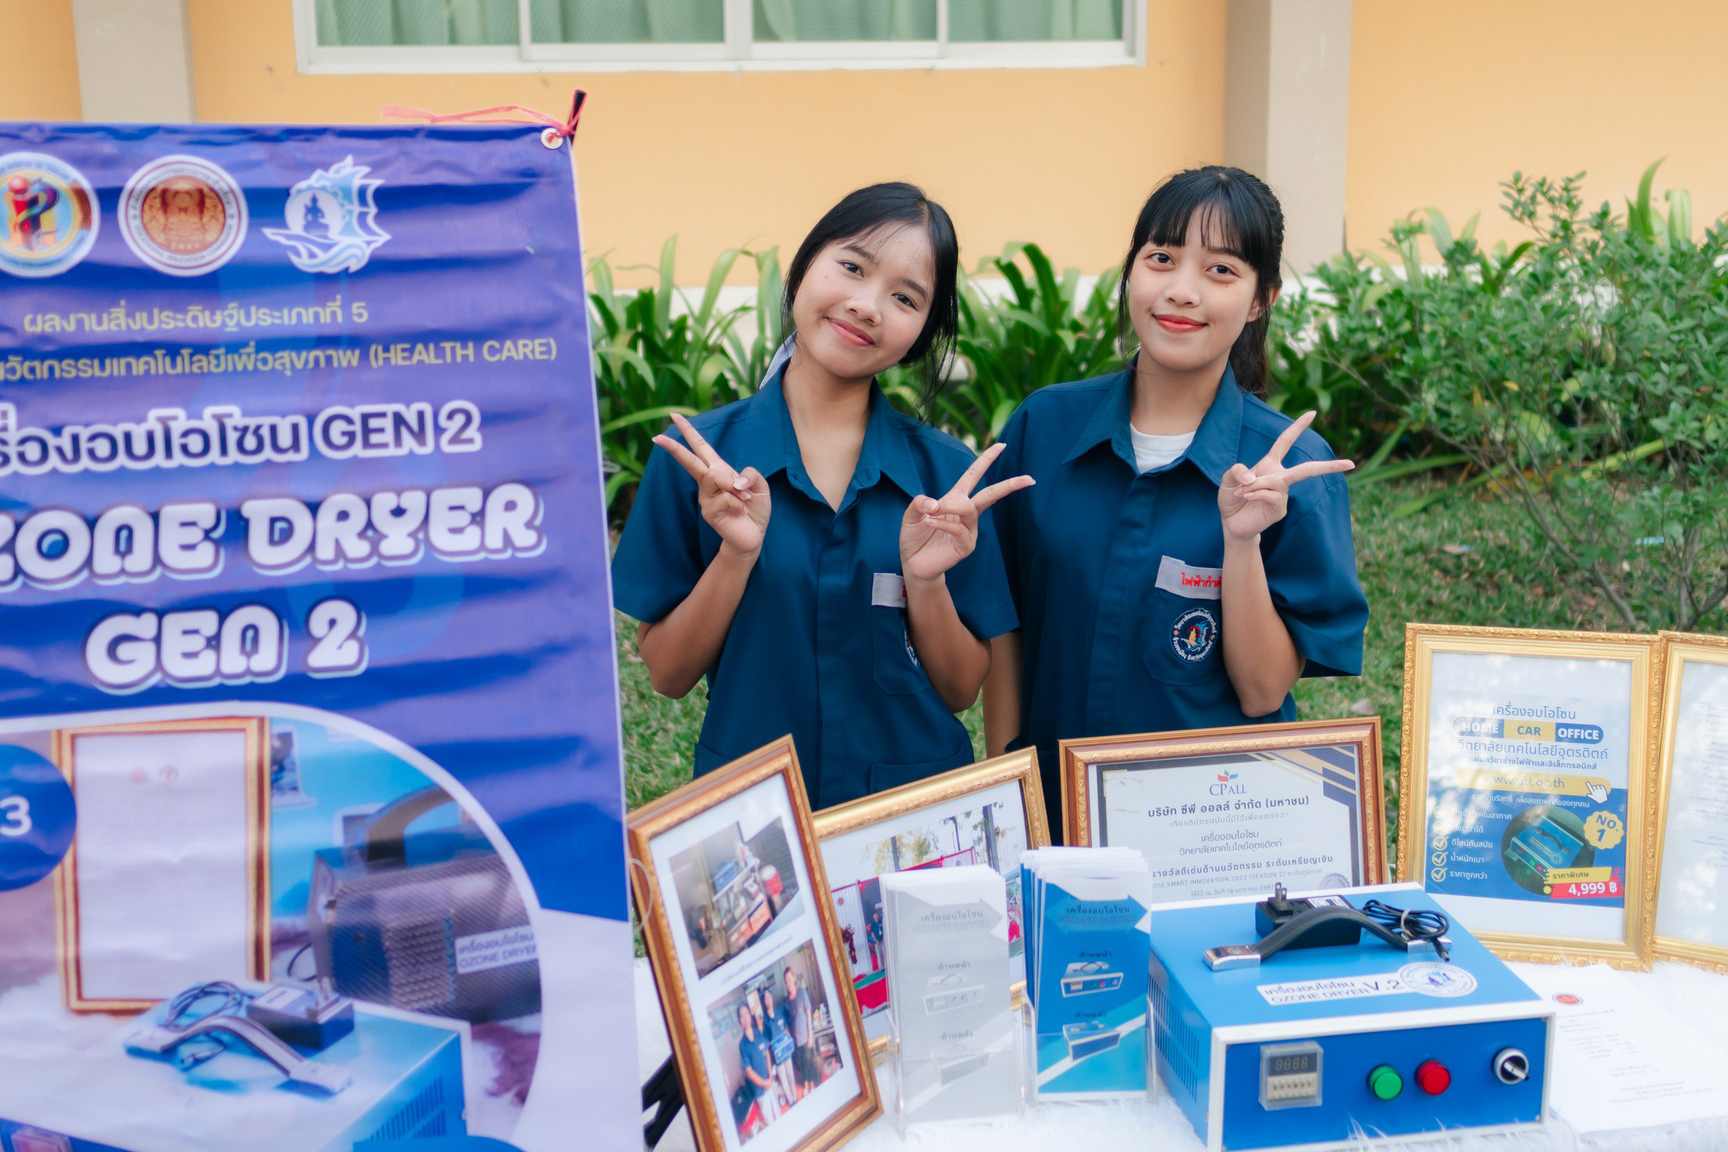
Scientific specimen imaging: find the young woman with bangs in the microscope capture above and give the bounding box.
[983,166,1369,836]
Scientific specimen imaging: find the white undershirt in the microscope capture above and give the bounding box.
[1129,423,1196,473]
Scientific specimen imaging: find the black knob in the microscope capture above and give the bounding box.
[1493,1048,1529,1084]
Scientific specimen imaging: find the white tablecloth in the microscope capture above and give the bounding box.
[634,957,1728,1152]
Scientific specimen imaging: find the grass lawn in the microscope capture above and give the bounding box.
[616,476,1617,861]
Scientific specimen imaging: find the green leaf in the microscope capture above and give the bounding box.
[1666,188,1693,247]
[1424,209,1456,257]
[695,247,743,331]
[600,404,698,436]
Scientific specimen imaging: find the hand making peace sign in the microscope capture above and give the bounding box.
[653,412,772,557]
[1218,410,1355,541]
[900,443,1034,585]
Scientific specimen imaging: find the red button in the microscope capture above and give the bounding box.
[1415,1060,1451,1095]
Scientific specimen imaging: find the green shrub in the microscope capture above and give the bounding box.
[910,243,1122,446]
[588,239,783,514]
[1292,162,1728,632]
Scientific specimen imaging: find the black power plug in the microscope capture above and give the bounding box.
[1254,884,1361,949]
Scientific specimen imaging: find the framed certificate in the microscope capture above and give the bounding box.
[813,749,1048,1058]
[52,717,270,1012]
[1061,718,1385,904]
[1653,631,1728,969]
[1397,624,1659,967]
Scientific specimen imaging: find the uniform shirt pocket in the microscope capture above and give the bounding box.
[870,572,929,696]
[1141,556,1223,685]
[867,736,974,794]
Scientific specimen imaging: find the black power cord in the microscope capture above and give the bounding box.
[1361,899,1451,961]
[163,981,250,1030]
[1207,891,1452,970]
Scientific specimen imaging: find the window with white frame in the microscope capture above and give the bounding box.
[300,0,1140,71]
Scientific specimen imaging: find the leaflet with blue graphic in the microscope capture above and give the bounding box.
[1024,852,1151,1099]
[0,119,635,1152]
[1019,845,1139,1012]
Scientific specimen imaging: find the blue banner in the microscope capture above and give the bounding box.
[0,121,636,1152]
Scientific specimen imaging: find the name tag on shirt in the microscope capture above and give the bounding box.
[1155,556,1222,600]
[872,572,906,607]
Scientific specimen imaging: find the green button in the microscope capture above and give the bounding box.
[1368,1065,1403,1101]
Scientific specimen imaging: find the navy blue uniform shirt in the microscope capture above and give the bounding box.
[738,1025,772,1099]
[989,368,1367,828]
[612,368,1017,809]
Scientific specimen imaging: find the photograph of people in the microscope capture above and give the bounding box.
[736,1000,777,1134]
[865,903,884,972]
[611,182,1034,812]
[707,942,843,1144]
[760,982,797,1108]
[984,166,1369,837]
[782,960,819,1099]
[669,814,804,978]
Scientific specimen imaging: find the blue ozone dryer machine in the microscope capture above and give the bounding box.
[1148,883,1552,1151]
[0,982,467,1152]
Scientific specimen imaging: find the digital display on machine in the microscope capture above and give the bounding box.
[1260,1041,1324,1110]
[1269,1052,1318,1076]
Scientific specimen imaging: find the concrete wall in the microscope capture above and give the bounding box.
[8,0,1727,282]
[1347,0,1728,252]
[3,0,82,120]
[182,0,1223,284]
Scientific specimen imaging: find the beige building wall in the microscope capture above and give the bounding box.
[1348,0,1728,254]
[12,1,1727,282]
[183,0,1225,285]
[3,0,82,121]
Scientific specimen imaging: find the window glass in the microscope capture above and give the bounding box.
[531,0,723,44]
[311,0,1128,57]
[753,0,937,43]
[949,0,1123,42]
[316,0,519,46]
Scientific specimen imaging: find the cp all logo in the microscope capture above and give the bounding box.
[120,154,249,277]
[1171,606,1218,663]
[0,152,100,278]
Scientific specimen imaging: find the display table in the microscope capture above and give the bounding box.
[634,958,1728,1152]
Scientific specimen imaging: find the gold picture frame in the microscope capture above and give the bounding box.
[1397,623,1659,968]
[1652,631,1728,970]
[1061,718,1386,902]
[53,716,270,1013]
[812,749,1049,1059]
[628,737,879,1152]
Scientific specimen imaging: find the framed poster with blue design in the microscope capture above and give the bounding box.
[1650,631,1728,969]
[1061,717,1385,904]
[1396,624,1659,969]
[0,115,639,1152]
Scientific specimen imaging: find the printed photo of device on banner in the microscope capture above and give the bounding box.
[0,113,638,1152]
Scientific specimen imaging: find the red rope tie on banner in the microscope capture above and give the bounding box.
[382,90,587,148]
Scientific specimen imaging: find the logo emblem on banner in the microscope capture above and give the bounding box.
[264,156,390,274]
[120,154,249,276]
[0,152,99,278]
[1171,607,1218,662]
